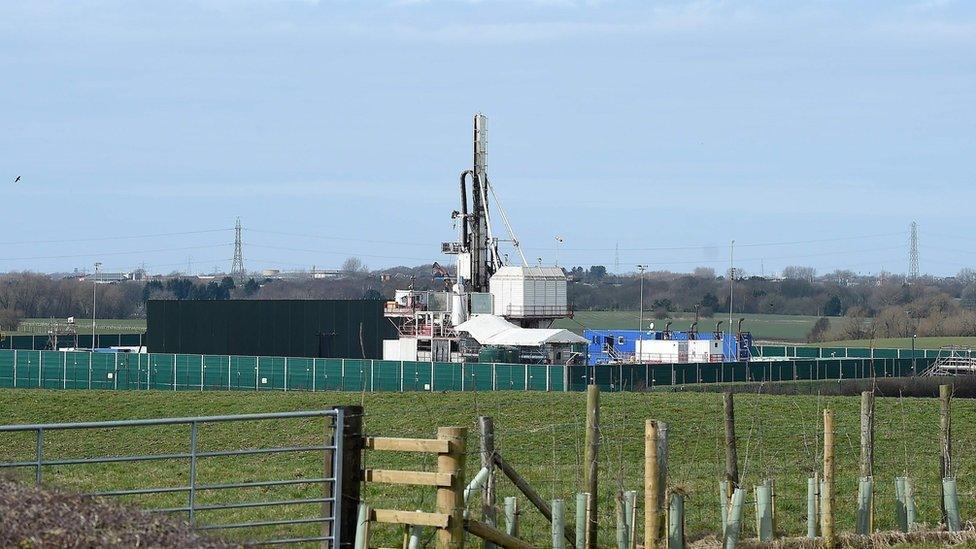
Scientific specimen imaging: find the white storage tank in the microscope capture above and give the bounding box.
[489,266,567,319]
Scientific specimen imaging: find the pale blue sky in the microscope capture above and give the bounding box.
[1,1,973,276]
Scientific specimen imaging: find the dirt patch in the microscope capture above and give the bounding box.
[0,477,237,548]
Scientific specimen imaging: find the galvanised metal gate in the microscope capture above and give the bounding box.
[0,407,362,546]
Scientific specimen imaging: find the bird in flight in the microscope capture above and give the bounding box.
[13,176,20,183]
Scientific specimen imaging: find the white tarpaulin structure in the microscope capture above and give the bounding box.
[455,314,588,346]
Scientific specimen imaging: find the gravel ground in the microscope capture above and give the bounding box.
[0,477,238,548]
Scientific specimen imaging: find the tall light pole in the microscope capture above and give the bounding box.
[637,264,646,362]
[729,240,735,337]
[554,236,564,266]
[92,262,101,349]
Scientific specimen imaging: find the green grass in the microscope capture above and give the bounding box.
[555,311,830,342]
[815,337,976,350]
[9,318,146,335]
[0,389,970,545]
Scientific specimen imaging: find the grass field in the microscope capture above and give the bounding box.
[0,389,970,546]
[814,337,976,350]
[555,311,829,342]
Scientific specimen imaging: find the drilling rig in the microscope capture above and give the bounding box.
[383,114,572,363]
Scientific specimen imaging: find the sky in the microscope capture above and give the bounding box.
[1,0,974,277]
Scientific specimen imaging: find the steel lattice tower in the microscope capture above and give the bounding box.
[231,217,245,283]
[909,221,919,280]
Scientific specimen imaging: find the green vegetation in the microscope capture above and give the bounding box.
[815,337,976,349]
[555,311,831,342]
[0,389,969,545]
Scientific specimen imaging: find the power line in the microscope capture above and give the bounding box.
[245,228,431,247]
[0,243,231,262]
[0,228,232,246]
[247,243,430,262]
[525,232,906,253]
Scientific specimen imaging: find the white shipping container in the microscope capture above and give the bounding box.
[687,340,724,363]
[636,340,689,363]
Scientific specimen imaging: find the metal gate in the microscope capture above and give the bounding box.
[0,407,362,546]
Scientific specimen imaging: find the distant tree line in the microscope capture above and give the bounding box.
[4,260,976,342]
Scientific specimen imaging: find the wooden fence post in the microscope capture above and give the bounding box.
[645,419,660,549]
[327,405,362,548]
[437,426,467,549]
[584,384,600,549]
[940,384,952,526]
[822,409,836,548]
[479,416,497,548]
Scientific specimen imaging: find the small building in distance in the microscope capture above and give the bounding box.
[146,299,396,359]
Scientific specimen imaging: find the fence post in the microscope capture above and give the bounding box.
[584,384,600,548]
[645,420,660,549]
[62,352,67,389]
[437,426,467,549]
[172,355,177,391]
[822,409,836,548]
[479,416,497,547]
[12,349,16,388]
[940,384,952,526]
[331,405,363,547]
[284,357,289,391]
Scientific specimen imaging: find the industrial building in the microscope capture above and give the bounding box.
[147,299,396,359]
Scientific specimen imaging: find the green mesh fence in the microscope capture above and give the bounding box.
[0,349,934,394]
